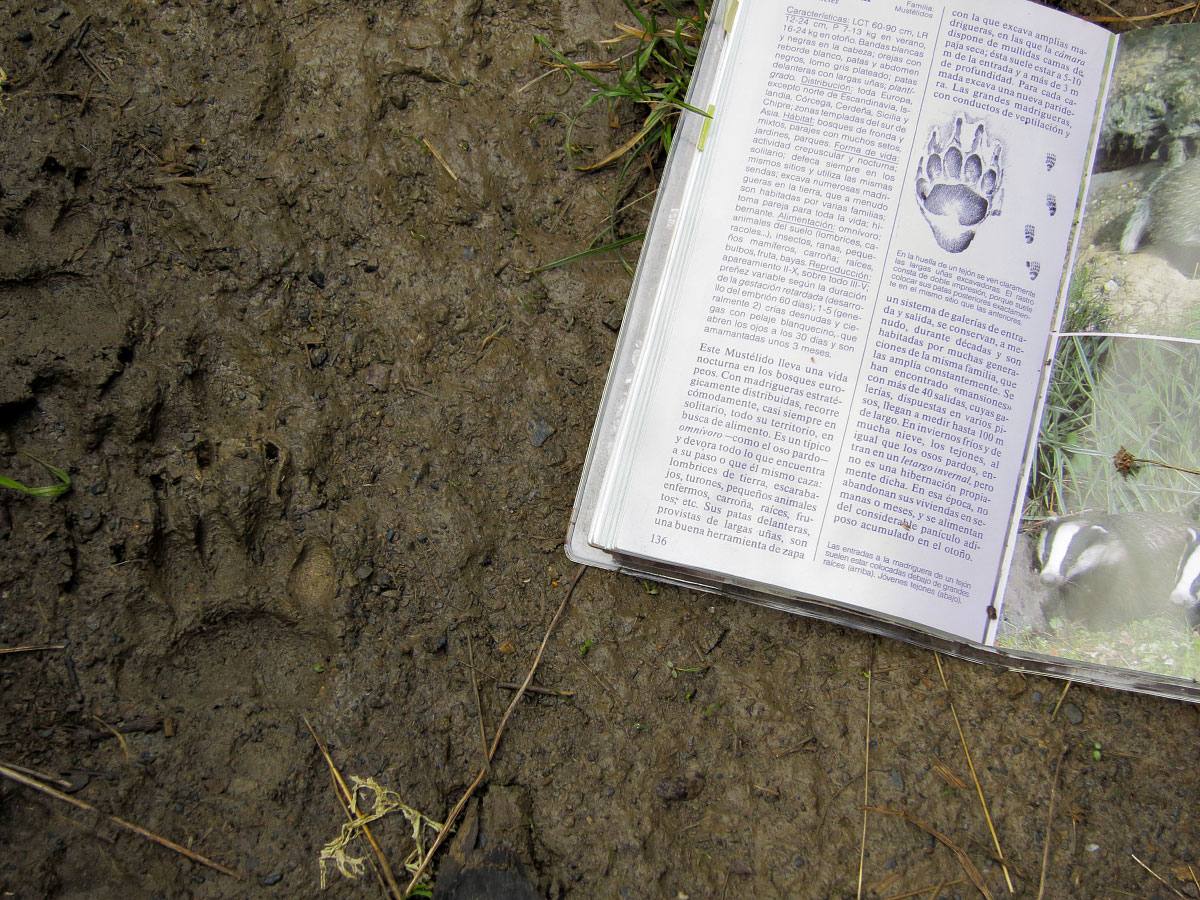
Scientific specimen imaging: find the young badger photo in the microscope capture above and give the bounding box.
[1169,526,1200,628]
[1035,512,1197,627]
[1120,156,1200,276]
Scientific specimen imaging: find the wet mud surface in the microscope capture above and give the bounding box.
[2,1,1199,897]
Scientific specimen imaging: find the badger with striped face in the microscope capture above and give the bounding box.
[1035,518,1125,589]
[1034,512,1195,627]
[1169,527,1200,628]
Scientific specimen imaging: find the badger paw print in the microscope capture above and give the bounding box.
[1045,152,1057,172]
[1024,224,1036,244]
[1026,260,1041,281]
[915,115,1004,253]
[1046,193,1057,216]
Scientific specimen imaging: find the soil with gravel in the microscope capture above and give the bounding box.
[2,1,1199,898]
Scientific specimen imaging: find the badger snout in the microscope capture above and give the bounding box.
[1040,570,1066,588]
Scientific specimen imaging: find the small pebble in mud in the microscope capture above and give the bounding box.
[354,563,374,581]
[364,364,390,391]
[309,347,328,367]
[260,873,283,886]
[307,270,326,289]
[529,418,556,448]
[1062,702,1084,725]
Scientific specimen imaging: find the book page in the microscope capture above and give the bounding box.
[592,0,1112,640]
[997,24,1200,679]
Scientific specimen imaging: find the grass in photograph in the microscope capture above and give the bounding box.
[1004,614,1200,681]
[1058,339,1200,515]
[1026,275,1113,519]
[1010,331,1200,676]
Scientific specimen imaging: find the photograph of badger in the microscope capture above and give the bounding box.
[1060,24,1200,338]
[1032,511,1199,628]
[1120,155,1200,278]
[996,333,1200,678]
[1170,526,1200,624]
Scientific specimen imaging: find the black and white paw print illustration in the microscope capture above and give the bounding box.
[1024,224,1035,244]
[1026,260,1040,281]
[915,115,1004,253]
[1045,152,1056,172]
[1046,194,1057,216]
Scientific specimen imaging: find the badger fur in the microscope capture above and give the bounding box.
[1119,157,1200,276]
[1034,511,1195,627]
[1169,526,1200,628]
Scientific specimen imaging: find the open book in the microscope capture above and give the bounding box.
[568,0,1200,700]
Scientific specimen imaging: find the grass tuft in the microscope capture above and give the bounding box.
[536,1,709,271]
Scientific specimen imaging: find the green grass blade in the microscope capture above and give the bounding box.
[0,452,71,498]
[530,233,645,273]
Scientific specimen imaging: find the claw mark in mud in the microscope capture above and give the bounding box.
[1046,193,1057,216]
[1026,260,1040,281]
[1024,224,1035,244]
[914,115,1004,253]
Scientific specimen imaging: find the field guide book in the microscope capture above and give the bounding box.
[567,0,1200,701]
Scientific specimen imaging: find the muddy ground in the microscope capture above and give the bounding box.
[2,1,1199,897]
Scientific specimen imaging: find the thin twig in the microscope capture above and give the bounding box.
[467,634,490,769]
[866,806,992,900]
[152,176,213,187]
[1050,681,1072,719]
[303,717,402,899]
[92,715,131,762]
[1087,0,1125,18]
[772,736,816,759]
[0,762,241,879]
[1090,2,1199,23]
[76,48,113,86]
[496,681,575,698]
[0,643,66,655]
[1036,747,1069,900]
[403,566,585,896]
[1,762,74,791]
[420,138,458,181]
[934,653,1013,894]
[857,646,875,900]
[932,758,968,790]
[1131,854,1187,898]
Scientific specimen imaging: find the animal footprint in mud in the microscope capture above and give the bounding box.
[1046,194,1057,216]
[282,540,338,626]
[915,115,1003,253]
[1024,224,1036,244]
[1026,260,1041,281]
[1045,152,1057,171]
